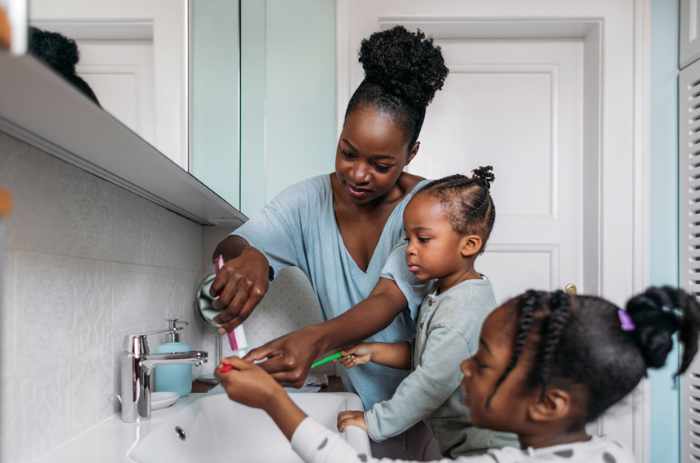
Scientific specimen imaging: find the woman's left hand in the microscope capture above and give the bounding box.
[337,410,368,432]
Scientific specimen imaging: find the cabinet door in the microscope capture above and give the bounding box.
[680,56,700,463]
[189,0,241,207]
[681,0,700,68]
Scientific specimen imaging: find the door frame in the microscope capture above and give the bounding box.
[336,0,651,461]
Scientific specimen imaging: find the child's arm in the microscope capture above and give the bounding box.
[340,342,411,370]
[217,357,306,439]
[216,357,486,463]
[359,324,474,443]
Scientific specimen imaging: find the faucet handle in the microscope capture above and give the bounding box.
[125,327,179,356]
[125,333,150,357]
[166,318,188,329]
[164,318,188,342]
[165,319,187,335]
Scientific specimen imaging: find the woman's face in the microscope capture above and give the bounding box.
[335,105,416,205]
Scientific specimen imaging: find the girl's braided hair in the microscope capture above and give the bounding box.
[489,286,700,423]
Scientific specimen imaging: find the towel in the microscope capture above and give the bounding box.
[196,273,248,356]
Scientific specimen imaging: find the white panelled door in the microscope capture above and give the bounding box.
[338,0,647,459]
[413,40,582,302]
[340,9,583,303]
[680,56,700,463]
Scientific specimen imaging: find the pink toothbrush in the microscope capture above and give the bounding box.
[215,255,239,352]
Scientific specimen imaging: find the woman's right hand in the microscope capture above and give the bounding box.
[243,325,326,388]
[210,246,270,332]
[339,344,373,368]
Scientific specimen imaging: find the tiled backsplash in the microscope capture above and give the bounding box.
[0,131,208,462]
[0,132,322,462]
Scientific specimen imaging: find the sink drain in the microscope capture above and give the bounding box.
[174,426,186,441]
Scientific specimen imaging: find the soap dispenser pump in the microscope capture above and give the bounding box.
[154,319,193,396]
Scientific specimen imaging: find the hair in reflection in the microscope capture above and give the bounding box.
[28,27,100,106]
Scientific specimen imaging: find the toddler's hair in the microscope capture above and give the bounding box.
[490,287,700,423]
[419,166,496,249]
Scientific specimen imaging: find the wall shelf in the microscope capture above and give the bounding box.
[0,52,246,227]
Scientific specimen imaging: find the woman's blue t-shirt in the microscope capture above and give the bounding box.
[233,174,429,409]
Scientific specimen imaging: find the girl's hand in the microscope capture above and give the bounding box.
[339,344,373,368]
[210,247,270,332]
[337,410,368,432]
[215,356,285,411]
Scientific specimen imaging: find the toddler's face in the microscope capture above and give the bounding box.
[402,193,466,282]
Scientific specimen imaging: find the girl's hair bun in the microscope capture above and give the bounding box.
[471,166,495,189]
[625,286,700,374]
[358,25,448,109]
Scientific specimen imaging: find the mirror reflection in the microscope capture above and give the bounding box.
[27,0,238,205]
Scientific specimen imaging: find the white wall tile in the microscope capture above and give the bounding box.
[244,267,323,347]
[1,251,16,378]
[0,377,20,461]
[109,185,148,265]
[13,251,77,375]
[18,370,72,461]
[0,132,209,461]
[1,139,113,261]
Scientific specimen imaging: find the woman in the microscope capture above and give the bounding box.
[212,25,447,413]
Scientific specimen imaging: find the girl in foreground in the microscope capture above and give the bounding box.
[217,286,699,462]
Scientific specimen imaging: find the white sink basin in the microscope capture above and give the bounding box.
[128,392,371,463]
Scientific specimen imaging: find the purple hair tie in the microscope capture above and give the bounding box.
[618,309,636,332]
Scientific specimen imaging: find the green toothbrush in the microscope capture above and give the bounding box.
[310,351,344,369]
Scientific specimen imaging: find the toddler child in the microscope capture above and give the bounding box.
[337,166,516,457]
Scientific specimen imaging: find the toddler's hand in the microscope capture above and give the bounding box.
[337,410,368,432]
[339,344,373,368]
[216,356,285,410]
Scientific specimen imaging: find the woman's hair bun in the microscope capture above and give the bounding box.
[358,25,448,109]
[471,165,495,189]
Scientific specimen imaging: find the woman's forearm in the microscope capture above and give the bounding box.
[366,342,411,370]
[316,278,408,353]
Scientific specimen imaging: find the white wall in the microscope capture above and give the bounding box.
[0,131,209,462]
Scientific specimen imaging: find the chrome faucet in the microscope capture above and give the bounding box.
[118,327,208,423]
